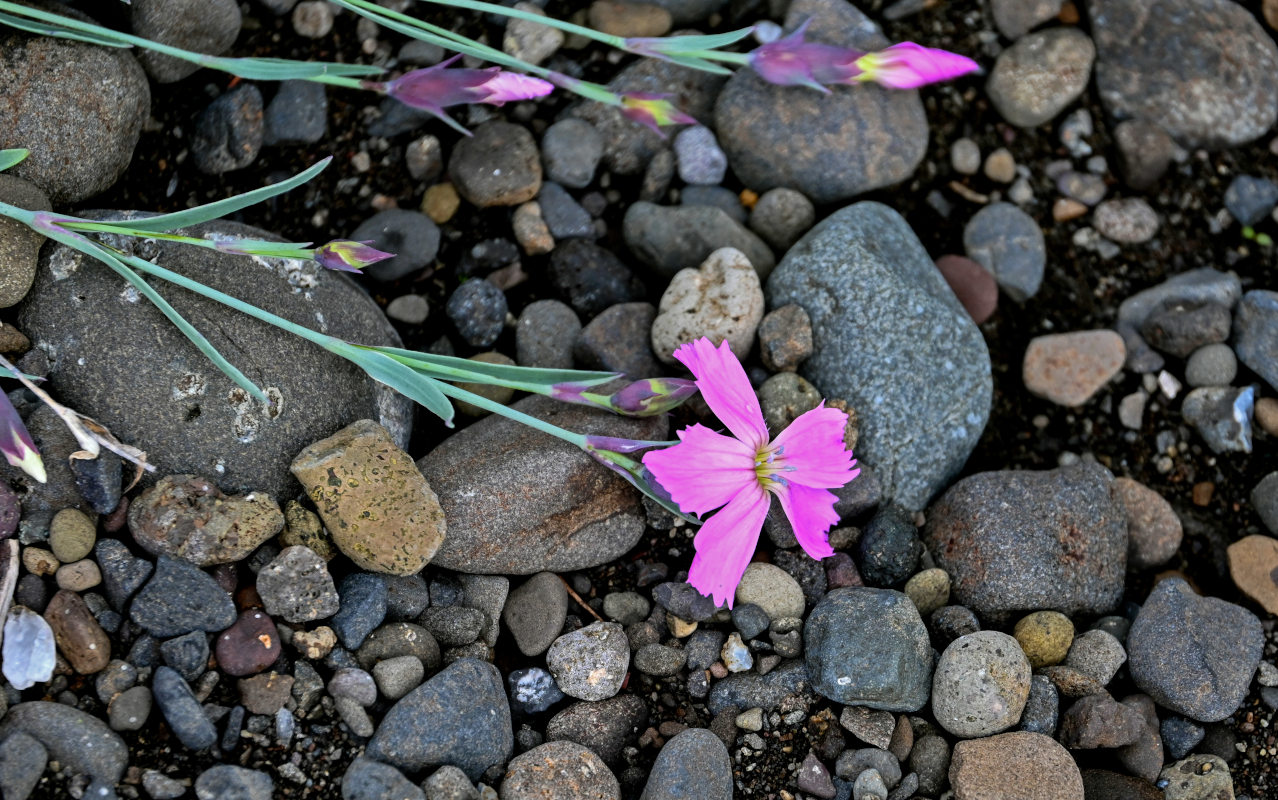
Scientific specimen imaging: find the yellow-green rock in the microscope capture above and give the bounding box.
[49,508,96,562]
[904,568,951,616]
[1013,610,1075,668]
[291,419,446,575]
[280,500,335,561]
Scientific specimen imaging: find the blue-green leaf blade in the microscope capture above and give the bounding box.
[0,149,30,172]
[369,346,621,387]
[334,345,455,424]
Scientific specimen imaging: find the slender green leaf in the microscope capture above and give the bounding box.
[0,10,130,46]
[0,149,29,172]
[366,345,620,388]
[651,55,732,74]
[121,158,332,233]
[199,55,383,80]
[651,29,756,49]
[331,344,455,424]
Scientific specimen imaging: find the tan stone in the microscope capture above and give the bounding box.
[293,626,337,660]
[1023,330,1126,406]
[21,546,59,576]
[950,732,1084,800]
[651,247,765,364]
[127,475,285,566]
[280,500,335,561]
[291,419,446,575]
[512,202,554,255]
[587,0,671,37]
[1227,534,1278,615]
[44,589,110,674]
[421,182,460,224]
[1112,477,1182,569]
[1255,396,1278,437]
[453,352,517,418]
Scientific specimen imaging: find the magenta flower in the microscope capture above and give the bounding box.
[853,42,980,89]
[377,56,554,132]
[0,390,45,484]
[312,240,394,273]
[642,338,859,607]
[619,93,698,137]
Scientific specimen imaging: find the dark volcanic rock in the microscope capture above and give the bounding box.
[923,462,1127,624]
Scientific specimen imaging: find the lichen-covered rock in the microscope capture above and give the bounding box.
[128,475,284,566]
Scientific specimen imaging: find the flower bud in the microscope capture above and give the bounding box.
[312,240,394,273]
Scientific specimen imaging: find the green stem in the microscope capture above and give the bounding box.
[431,380,589,447]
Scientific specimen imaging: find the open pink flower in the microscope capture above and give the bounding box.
[642,338,859,607]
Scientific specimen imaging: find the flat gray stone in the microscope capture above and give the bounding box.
[0,701,127,782]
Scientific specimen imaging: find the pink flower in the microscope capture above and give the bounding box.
[312,240,394,273]
[619,93,698,136]
[642,338,859,607]
[378,56,554,132]
[0,390,44,484]
[853,42,980,89]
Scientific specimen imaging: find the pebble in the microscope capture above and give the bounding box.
[903,569,950,616]
[1224,175,1278,226]
[857,505,922,588]
[731,603,770,640]
[1161,716,1206,760]
[542,119,603,189]
[55,559,101,592]
[1094,197,1160,244]
[681,185,746,223]
[1019,674,1060,736]
[0,701,127,783]
[1227,534,1278,614]
[1140,300,1231,359]
[405,135,443,182]
[1181,386,1255,453]
[721,632,753,673]
[909,735,950,797]
[652,247,765,363]
[623,201,775,280]
[1113,120,1174,190]
[160,630,208,683]
[502,2,563,65]
[1254,473,1278,535]
[638,728,733,800]
[674,126,727,186]
[1112,477,1182,569]
[239,670,294,715]
[420,606,485,647]
[331,573,388,649]
[1159,755,1234,800]
[805,588,932,710]
[991,0,1063,39]
[386,294,430,325]
[934,254,998,324]
[951,138,981,175]
[448,121,542,207]
[983,148,1017,184]
[748,188,816,252]
[1116,694,1163,781]
[263,80,327,146]
[291,0,333,37]
[548,239,643,318]
[22,547,58,576]
[343,757,425,800]
[48,508,95,562]
[1234,290,1278,390]
[190,85,263,175]
[834,749,899,787]
[768,201,990,510]
[423,184,462,225]
[986,28,1095,128]
[128,475,284,566]
[735,562,806,620]
[152,665,218,750]
[1258,397,1278,436]
[1184,343,1237,387]
[796,752,836,797]
[546,621,629,701]
[372,655,426,700]
[1127,577,1262,721]
[1053,198,1088,222]
[602,591,649,625]
[0,729,45,800]
[840,706,896,750]
[195,765,273,800]
[538,182,593,240]
[446,280,508,348]
[1062,629,1125,685]
[92,539,150,612]
[546,694,648,765]
[949,732,1083,800]
[503,741,619,799]
[1057,692,1145,749]
[367,658,513,780]
[423,766,477,800]
[256,545,340,623]
[932,631,1032,738]
[924,462,1126,623]
[759,372,821,433]
[1023,330,1125,406]
[852,768,888,800]
[355,622,440,672]
[514,300,578,371]
[587,0,671,36]
[107,684,151,731]
[503,572,569,657]
[130,554,235,637]
[756,303,814,372]
[349,209,441,282]
[214,609,280,676]
[1089,0,1278,148]
[574,302,663,378]
[3,605,55,689]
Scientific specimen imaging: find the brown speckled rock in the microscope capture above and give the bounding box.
[503,741,620,799]
[292,420,446,576]
[128,475,284,566]
[1111,477,1182,570]
[0,175,49,308]
[1023,330,1126,407]
[950,732,1083,800]
[43,589,110,674]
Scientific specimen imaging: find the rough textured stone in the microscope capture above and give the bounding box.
[639,728,733,800]
[714,0,927,204]
[949,732,1083,800]
[546,694,649,766]
[503,741,619,799]
[0,174,49,308]
[417,395,664,574]
[1229,534,1278,615]
[651,248,765,363]
[448,121,542,207]
[1023,331,1126,407]
[991,0,1064,39]
[131,0,242,83]
[127,475,284,566]
[44,589,111,674]
[933,631,1032,738]
[18,219,411,499]
[1234,290,1278,391]
[1112,477,1182,570]
[1089,0,1278,148]
[0,26,151,203]
[292,420,445,575]
[130,555,236,637]
[0,701,127,782]
[767,202,991,510]
[986,28,1095,128]
[924,462,1126,624]
[547,621,629,701]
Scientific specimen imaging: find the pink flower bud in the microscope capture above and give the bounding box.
[619,93,698,136]
[853,42,980,89]
[312,240,394,273]
[0,391,44,484]
[378,56,554,131]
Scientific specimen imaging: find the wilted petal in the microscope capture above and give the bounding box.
[770,403,858,489]
[686,484,770,609]
[313,240,394,273]
[642,423,755,516]
[854,42,979,89]
[774,481,839,561]
[672,338,769,449]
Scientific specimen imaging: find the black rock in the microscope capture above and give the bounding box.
[1161,716,1206,760]
[548,240,644,318]
[1018,674,1060,736]
[332,573,388,651]
[93,538,152,611]
[153,666,218,750]
[384,574,431,621]
[191,85,264,175]
[160,630,210,683]
[130,555,236,637]
[1140,300,1231,358]
[653,581,719,622]
[263,80,327,146]
[856,505,921,587]
[446,280,508,348]
[71,450,123,514]
[573,303,662,379]
[731,602,771,640]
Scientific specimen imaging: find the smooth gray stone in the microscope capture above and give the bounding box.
[0,702,127,782]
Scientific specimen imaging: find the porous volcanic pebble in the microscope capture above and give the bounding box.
[1088,0,1278,149]
[963,203,1046,302]
[365,658,513,780]
[638,728,733,800]
[130,555,236,637]
[1112,477,1182,569]
[256,545,340,623]
[651,248,765,362]
[935,255,999,325]
[0,701,127,783]
[546,621,629,701]
[291,419,446,575]
[1126,577,1263,722]
[932,631,1032,738]
[503,741,620,800]
[127,474,284,566]
[804,588,932,710]
[448,120,542,207]
[548,240,644,318]
[986,28,1095,128]
[215,609,281,676]
[949,732,1083,800]
[1023,330,1125,407]
[923,462,1126,624]
[1158,755,1234,800]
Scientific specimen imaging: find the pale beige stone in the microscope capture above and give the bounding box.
[651,247,765,364]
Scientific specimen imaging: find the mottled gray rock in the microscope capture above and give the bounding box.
[542,118,603,189]
[546,694,649,766]
[639,728,732,800]
[18,219,412,498]
[1181,386,1254,454]
[933,631,1032,738]
[342,756,425,800]
[964,203,1046,302]
[1089,0,1278,148]
[0,25,151,203]
[366,658,513,780]
[1234,290,1278,391]
[152,666,218,750]
[190,85,264,175]
[767,202,991,510]
[714,0,927,204]
[263,80,328,146]
[417,395,665,574]
[1127,577,1263,722]
[194,765,273,800]
[130,555,236,637]
[986,28,1095,128]
[923,462,1126,624]
[448,121,541,207]
[547,621,629,701]
[0,730,45,800]
[990,0,1064,39]
[0,701,126,782]
[131,0,242,83]
[0,174,50,308]
[504,741,620,800]
[623,202,775,279]
[805,588,932,711]
[1117,267,1241,330]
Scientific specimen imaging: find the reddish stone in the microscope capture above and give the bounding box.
[44,589,111,674]
[215,608,281,677]
[935,255,998,324]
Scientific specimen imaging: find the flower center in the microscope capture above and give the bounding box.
[754,443,790,493]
